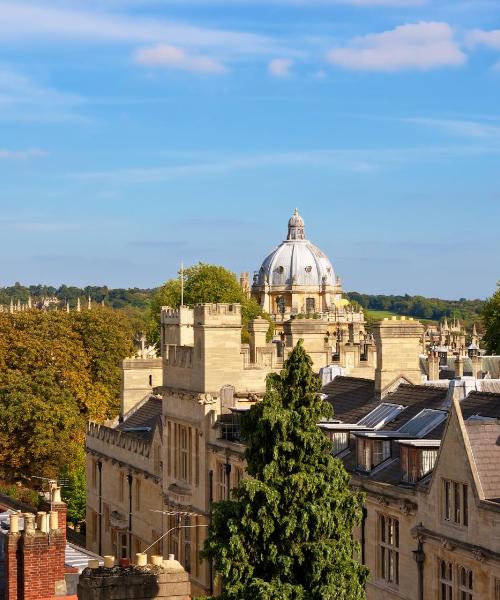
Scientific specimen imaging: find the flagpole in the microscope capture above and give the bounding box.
[180,260,184,307]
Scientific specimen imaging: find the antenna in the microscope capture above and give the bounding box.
[180,260,184,307]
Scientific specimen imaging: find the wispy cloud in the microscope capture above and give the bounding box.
[327,22,466,71]
[466,28,500,50]
[0,67,85,122]
[268,58,293,78]
[98,0,427,5]
[0,2,281,57]
[66,143,500,184]
[0,148,48,159]
[403,117,500,139]
[133,43,227,74]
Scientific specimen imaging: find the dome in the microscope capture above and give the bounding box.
[255,209,335,287]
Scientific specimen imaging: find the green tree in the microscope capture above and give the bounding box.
[203,341,368,600]
[149,263,272,344]
[61,460,87,525]
[0,368,83,478]
[482,282,500,355]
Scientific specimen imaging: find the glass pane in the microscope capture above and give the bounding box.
[463,484,468,527]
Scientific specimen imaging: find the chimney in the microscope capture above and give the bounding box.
[373,317,424,398]
[247,317,269,363]
[471,355,482,379]
[454,355,464,379]
[77,553,191,600]
[427,351,440,381]
[5,487,67,600]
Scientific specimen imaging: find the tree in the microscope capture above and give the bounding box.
[0,307,134,479]
[61,459,87,526]
[203,341,368,600]
[148,263,272,344]
[482,282,500,355]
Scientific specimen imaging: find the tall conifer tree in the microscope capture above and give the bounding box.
[203,340,368,599]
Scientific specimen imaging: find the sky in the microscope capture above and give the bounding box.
[0,0,499,299]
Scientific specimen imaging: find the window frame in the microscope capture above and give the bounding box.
[378,513,399,587]
[442,479,468,527]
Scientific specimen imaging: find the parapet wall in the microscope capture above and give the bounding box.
[193,303,242,326]
[161,306,194,326]
[87,422,152,458]
[78,561,191,600]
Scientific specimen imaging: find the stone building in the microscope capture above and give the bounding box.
[86,303,500,597]
[250,209,366,350]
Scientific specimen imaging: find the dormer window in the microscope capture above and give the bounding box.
[400,440,440,484]
[356,437,391,472]
[332,431,349,456]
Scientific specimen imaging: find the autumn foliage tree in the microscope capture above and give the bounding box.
[203,341,368,600]
[0,307,134,479]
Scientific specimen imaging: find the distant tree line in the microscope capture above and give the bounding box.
[345,292,485,325]
[0,282,486,326]
[0,282,152,310]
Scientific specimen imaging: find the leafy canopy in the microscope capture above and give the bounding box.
[149,262,272,344]
[482,282,500,355]
[0,307,134,479]
[203,341,368,600]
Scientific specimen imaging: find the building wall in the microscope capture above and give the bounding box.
[86,427,164,560]
[121,358,162,416]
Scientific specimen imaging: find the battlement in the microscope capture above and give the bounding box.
[193,303,242,326]
[373,316,424,338]
[160,306,194,325]
[86,422,152,457]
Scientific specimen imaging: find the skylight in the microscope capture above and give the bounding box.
[397,409,447,438]
[357,403,405,429]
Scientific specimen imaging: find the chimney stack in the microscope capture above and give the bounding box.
[5,486,67,600]
[373,316,424,399]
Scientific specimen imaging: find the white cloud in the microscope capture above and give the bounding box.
[134,43,227,74]
[466,28,500,50]
[404,117,500,138]
[327,22,466,71]
[0,148,47,159]
[268,58,293,78]
[0,2,279,56]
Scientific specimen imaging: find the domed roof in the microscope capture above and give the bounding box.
[255,209,335,287]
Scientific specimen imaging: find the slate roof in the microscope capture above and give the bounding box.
[116,396,162,440]
[323,376,448,430]
[324,376,449,487]
[461,391,500,420]
[323,376,376,422]
[465,420,500,501]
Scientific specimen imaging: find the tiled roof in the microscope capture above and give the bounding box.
[116,396,162,440]
[324,377,448,487]
[461,391,500,420]
[323,376,448,429]
[323,376,376,423]
[465,420,500,501]
[381,385,448,431]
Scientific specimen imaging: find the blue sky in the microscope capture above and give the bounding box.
[0,0,499,299]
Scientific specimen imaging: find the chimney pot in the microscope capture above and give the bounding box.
[135,553,147,566]
[49,511,58,531]
[88,559,99,569]
[9,512,19,533]
[51,486,62,503]
[103,555,115,568]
